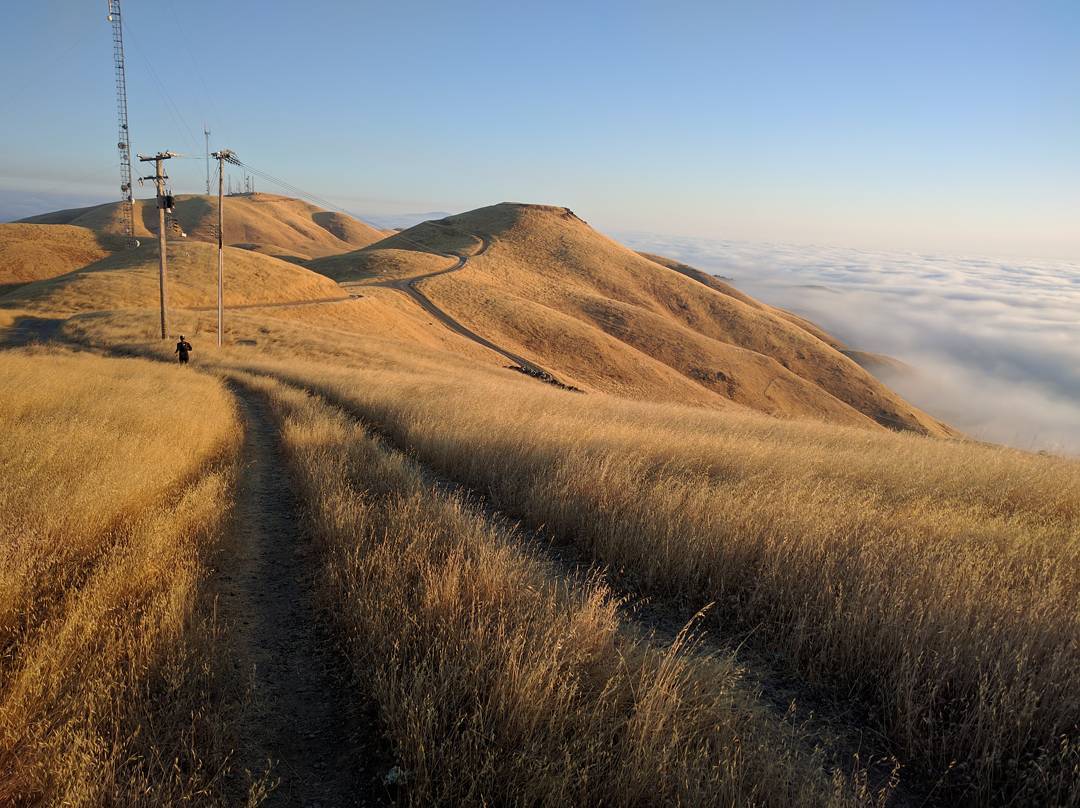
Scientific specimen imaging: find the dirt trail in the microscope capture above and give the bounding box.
[269,376,936,808]
[188,294,360,313]
[0,315,66,348]
[220,382,387,807]
[371,231,572,388]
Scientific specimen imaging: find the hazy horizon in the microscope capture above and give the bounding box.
[622,230,1080,454]
[2,0,1078,261]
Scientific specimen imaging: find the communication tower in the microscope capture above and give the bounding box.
[106,0,138,247]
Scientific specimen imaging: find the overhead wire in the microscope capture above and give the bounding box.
[230,160,357,216]
[121,18,201,153]
[165,0,225,133]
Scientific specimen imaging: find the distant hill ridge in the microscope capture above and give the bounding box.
[4,196,950,435]
[19,193,389,261]
[311,202,953,435]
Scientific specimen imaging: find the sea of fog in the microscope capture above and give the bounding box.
[619,232,1080,456]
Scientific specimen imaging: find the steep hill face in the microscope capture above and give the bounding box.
[641,252,914,377]
[0,223,123,293]
[21,194,388,261]
[314,203,952,435]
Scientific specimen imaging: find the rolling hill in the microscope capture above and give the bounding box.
[0,223,123,294]
[8,195,1080,808]
[5,240,346,314]
[309,203,953,435]
[20,193,389,261]
[6,195,949,436]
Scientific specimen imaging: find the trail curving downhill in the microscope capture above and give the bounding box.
[376,230,574,389]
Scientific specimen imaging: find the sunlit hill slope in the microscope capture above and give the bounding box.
[0,223,123,294]
[5,195,1080,807]
[3,197,953,434]
[311,203,953,434]
[19,193,389,262]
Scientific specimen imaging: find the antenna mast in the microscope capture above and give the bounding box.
[204,126,211,195]
[106,0,137,248]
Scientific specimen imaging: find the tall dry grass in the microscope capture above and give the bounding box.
[244,359,1079,806]
[240,372,877,807]
[0,349,243,805]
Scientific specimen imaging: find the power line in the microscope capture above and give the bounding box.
[166,0,225,131]
[229,160,357,216]
[121,19,201,152]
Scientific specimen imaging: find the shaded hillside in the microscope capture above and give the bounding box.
[2,240,345,314]
[0,223,123,294]
[21,194,388,261]
[314,203,952,435]
[642,252,914,377]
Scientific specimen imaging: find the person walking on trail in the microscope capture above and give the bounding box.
[175,335,193,365]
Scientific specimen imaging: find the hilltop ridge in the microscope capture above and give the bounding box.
[312,202,953,435]
[4,195,951,436]
[20,193,388,262]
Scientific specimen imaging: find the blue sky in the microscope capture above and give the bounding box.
[2,0,1078,258]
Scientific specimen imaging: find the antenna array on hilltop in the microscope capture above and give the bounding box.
[99,2,362,343]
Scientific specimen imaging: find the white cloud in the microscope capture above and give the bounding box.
[619,231,1080,455]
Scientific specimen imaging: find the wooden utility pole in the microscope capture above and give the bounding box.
[211,149,237,347]
[138,151,175,338]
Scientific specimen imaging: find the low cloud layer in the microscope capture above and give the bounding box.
[620,232,1080,455]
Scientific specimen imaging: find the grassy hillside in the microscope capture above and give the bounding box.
[315,204,952,434]
[21,194,387,261]
[0,223,122,294]
[3,239,346,314]
[0,349,241,805]
[236,371,867,807]
[232,354,1080,806]
[5,195,1076,804]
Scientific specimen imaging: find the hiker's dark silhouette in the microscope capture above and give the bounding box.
[175,336,193,364]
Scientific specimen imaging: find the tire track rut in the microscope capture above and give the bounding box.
[264,374,937,808]
[220,381,388,807]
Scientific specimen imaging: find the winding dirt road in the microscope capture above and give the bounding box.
[374,230,571,387]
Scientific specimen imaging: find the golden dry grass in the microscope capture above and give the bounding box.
[321,204,951,434]
[22,194,387,261]
[0,349,243,805]
[238,372,879,807]
[55,298,501,373]
[9,194,1077,804]
[0,223,122,294]
[2,240,345,316]
[233,357,1079,806]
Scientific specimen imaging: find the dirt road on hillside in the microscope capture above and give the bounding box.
[188,294,360,313]
[374,231,571,387]
[0,315,65,348]
[275,376,934,808]
[219,383,388,807]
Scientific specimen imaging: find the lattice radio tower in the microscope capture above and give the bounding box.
[106,0,138,247]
